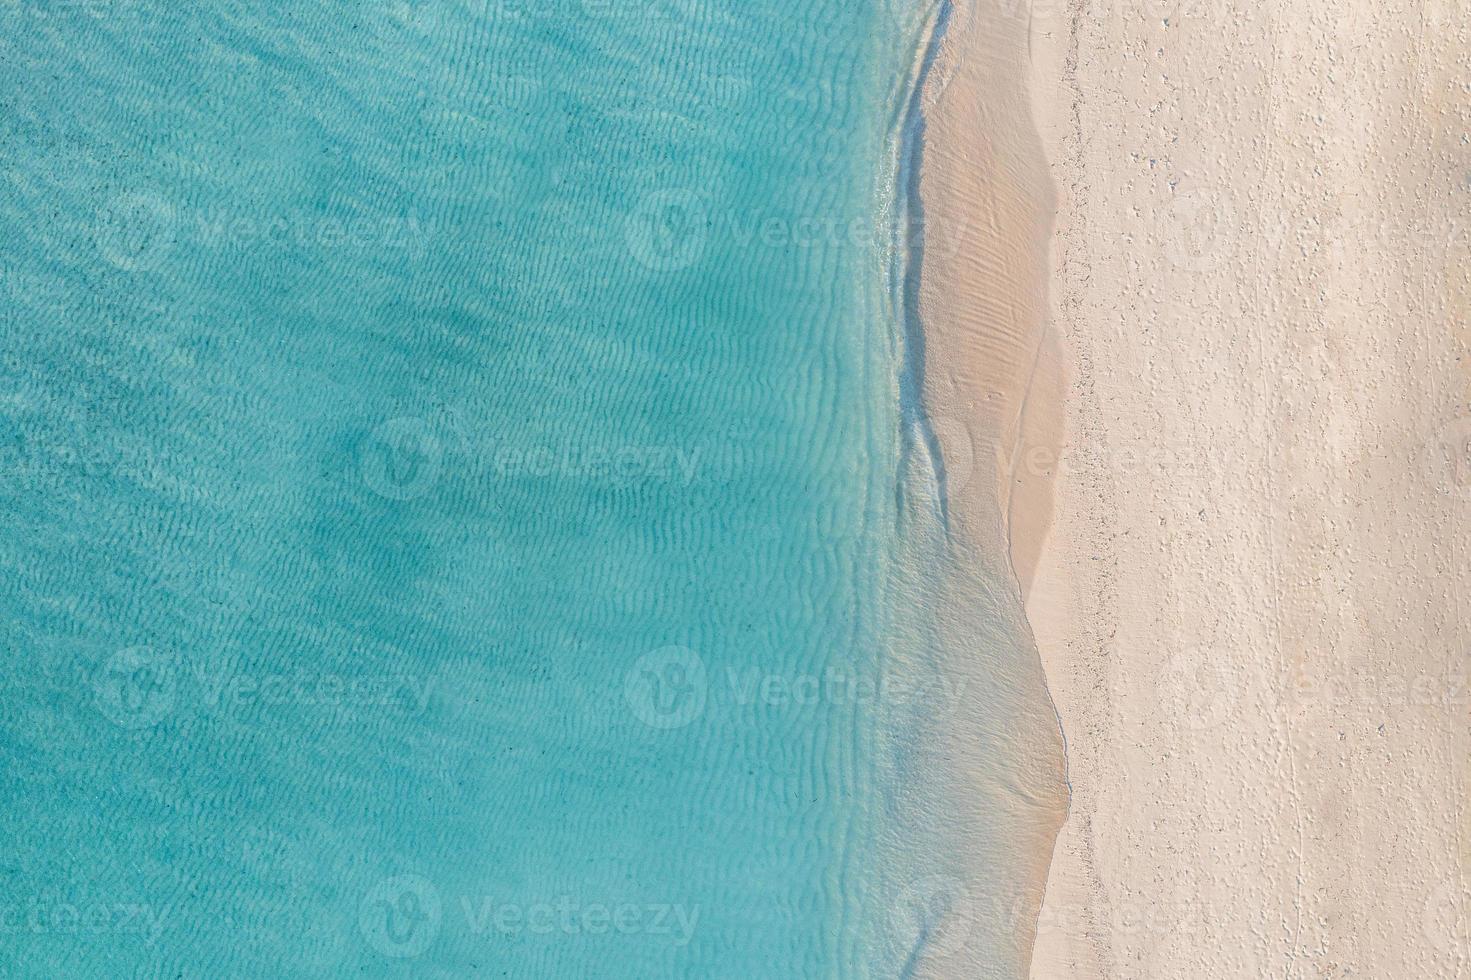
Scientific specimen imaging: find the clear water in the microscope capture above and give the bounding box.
[0,1,1058,977]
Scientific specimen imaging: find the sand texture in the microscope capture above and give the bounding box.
[918,0,1468,974]
[1011,0,1471,975]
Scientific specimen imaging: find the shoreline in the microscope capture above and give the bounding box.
[907,0,1073,974]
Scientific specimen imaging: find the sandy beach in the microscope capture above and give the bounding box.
[919,0,1470,975]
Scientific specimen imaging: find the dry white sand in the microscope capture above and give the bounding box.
[919,0,1470,975]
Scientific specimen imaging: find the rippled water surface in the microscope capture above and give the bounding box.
[0,1,1058,977]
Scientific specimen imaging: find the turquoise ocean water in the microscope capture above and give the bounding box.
[0,1,1062,976]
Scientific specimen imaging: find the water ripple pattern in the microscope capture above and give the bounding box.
[0,0,1044,977]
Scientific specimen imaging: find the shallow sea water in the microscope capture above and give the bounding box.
[0,1,1058,976]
